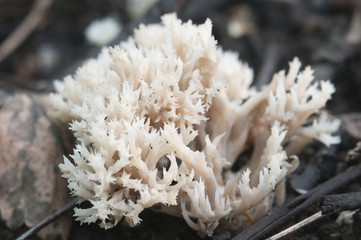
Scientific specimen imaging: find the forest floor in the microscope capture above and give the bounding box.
[1,0,361,239]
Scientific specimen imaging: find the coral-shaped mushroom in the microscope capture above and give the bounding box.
[48,13,340,236]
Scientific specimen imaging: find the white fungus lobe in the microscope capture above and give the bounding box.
[49,14,340,236]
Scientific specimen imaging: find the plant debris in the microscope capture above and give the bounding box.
[1,0,361,239]
[0,92,72,240]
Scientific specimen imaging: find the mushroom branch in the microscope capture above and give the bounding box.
[48,13,340,236]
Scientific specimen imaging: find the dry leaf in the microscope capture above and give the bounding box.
[0,92,72,240]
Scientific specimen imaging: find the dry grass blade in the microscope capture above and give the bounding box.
[265,211,323,240]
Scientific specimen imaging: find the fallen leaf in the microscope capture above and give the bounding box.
[0,92,72,240]
[290,164,320,194]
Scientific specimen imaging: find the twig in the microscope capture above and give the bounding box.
[265,211,323,240]
[232,162,361,240]
[16,197,78,240]
[319,192,361,215]
[0,0,53,64]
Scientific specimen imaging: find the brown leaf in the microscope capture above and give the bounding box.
[0,92,72,240]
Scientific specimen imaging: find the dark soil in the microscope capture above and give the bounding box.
[1,0,361,239]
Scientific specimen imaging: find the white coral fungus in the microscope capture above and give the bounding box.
[49,14,340,236]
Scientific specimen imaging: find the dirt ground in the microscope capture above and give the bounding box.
[1,0,361,239]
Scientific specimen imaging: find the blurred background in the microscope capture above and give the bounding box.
[1,0,361,239]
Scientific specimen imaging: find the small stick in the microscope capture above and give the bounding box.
[319,192,361,214]
[265,211,323,240]
[16,197,78,240]
[0,0,53,63]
